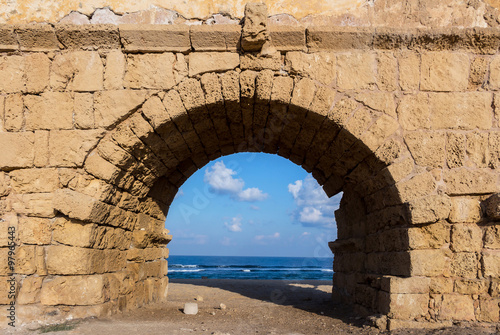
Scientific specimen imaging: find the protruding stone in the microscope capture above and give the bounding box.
[241,2,269,52]
[183,302,198,315]
[485,193,500,220]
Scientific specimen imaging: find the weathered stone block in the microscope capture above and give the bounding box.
[449,197,481,223]
[18,217,52,245]
[269,26,305,51]
[24,53,50,94]
[10,193,55,218]
[454,279,488,295]
[307,27,373,51]
[410,249,447,276]
[0,133,34,170]
[49,130,104,167]
[355,92,396,118]
[421,52,470,91]
[46,245,105,275]
[10,168,59,193]
[104,50,126,90]
[451,224,483,252]
[407,196,451,224]
[466,132,489,168]
[190,25,240,51]
[0,55,25,93]
[18,276,43,304]
[16,24,59,51]
[241,2,268,52]
[240,52,281,71]
[189,52,240,77]
[447,132,466,168]
[40,275,109,305]
[451,252,478,279]
[439,295,475,321]
[405,131,446,168]
[443,168,497,195]
[124,53,176,89]
[483,249,500,277]
[408,221,450,249]
[485,225,500,248]
[4,93,24,131]
[379,292,428,320]
[119,24,190,52]
[50,51,104,92]
[94,90,148,129]
[24,92,73,130]
[337,52,377,90]
[55,24,121,49]
[397,51,420,91]
[429,93,492,130]
[285,52,335,86]
[381,276,430,294]
[397,172,436,203]
[0,25,18,51]
[489,54,500,89]
[477,298,500,322]
[377,51,398,91]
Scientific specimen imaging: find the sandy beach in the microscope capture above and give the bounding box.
[9,279,500,335]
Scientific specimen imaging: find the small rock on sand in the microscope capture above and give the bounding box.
[183,302,198,315]
[195,295,204,301]
[219,303,227,310]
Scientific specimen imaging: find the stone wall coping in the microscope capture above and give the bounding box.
[1,24,500,54]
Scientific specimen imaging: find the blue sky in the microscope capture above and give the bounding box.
[165,153,342,257]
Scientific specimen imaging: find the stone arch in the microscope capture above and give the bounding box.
[47,69,427,326]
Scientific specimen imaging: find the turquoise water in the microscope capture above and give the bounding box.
[168,255,334,280]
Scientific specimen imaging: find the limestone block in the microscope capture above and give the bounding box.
[447,133,466,168]
[409,249,447,276]
[430,277,453,294]
[240,52,281,71]
[55,24,120,49]
[451,224,483,252]
[0,55,24,93]
[380,276,431,294]
[46,245,105,275]
[377,52,398,91]
[40,275,109,305]
[52,217,98,248]
[13,245,37,275]
[490,132,500,169]
[10,168,59,193]
[451,252,478,279]
[0,132,34,170]
[74,93,95,129]
[104,50,126,90]
[469,56,488,87]
[485,225,500,248]
[388,320,452,331]
[360,114,399,152]
[477,298,500,322]
[10,193,55,218]
[33,130,49,168]
[307,27,373,51]
[438,295,476,321]
[405,131,446,168]
[24,92,73,130]
[0,25,18,51]
[285,52,335,86]
[94,90,148,129]
[53,188,109,224]
[483,249,500,277]
[18,276,43,304]
[397,51,420,91]
[429,93,492,130]
[449,197,481,223]
[421,52,470,91]
[188,52,240,77]
[119,24,190,52]
[337,52,377,90]
[241,2,268,52]
[124,53,176,89]
[0,172,9,197]
[50,51,104,92]
[397,94,430,131]
[18,217,52,245]
[15,24,59,51]
[407,195,451,224]
[4,94,23,132]
[355,92,396,118]
[489,54,500,89]
[49,130,104,167]
[190,25,240,51]
[467,132,489,168]
[269,26,305,51]
[443,168,497,195]
[408,221,450,249]
[24,53,50,93]
[454,279,488,295]
[379,292,428,320]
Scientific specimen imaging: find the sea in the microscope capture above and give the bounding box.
[168,255,334,280]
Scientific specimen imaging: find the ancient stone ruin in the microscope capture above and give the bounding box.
[1,0,500,331]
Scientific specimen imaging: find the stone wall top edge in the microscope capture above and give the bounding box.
[1,23,500,53]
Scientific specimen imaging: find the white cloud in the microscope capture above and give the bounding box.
[172,230,209,245]
[255,232,280,242]
[224,217,243,232]
[301,232,311,237]
[237,187,268,202]
[288,175,341,228]
[204,161,268,202]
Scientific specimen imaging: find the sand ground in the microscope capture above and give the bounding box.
[6,279,500,335]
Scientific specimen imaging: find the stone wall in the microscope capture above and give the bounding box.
[0,21,500,331]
